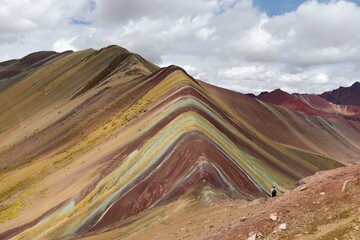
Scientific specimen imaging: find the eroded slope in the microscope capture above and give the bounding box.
[0,46,359,239]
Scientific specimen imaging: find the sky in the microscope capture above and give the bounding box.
[1,0,360,94]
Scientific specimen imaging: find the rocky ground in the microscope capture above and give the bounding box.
[123,163,360,240]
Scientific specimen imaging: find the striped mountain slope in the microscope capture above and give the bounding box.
[0,46,359,239]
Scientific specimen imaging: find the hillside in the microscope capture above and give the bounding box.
[0,46,359,239]
[320,81,360,107]
[114,163,360,240]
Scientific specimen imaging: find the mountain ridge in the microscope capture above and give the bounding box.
[0,45,359,239]
[320,81,360,106]
[257,87,360,121]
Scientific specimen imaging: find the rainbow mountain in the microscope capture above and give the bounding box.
[0,45,359,239]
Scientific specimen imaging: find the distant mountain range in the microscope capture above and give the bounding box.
[0,46,359,239]
[257,85,360,121]
[321,81,360,107]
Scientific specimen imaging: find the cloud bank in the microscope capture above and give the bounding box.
[1,0,360,94]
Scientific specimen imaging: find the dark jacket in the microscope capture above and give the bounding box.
[271,187,277,197]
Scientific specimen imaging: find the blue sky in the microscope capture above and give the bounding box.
[254,0,360,16]
[253,0,305,16]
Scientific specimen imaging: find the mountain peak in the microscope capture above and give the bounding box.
[351,81,360,88]
[257,88,293,105]
[272,88,288,94]
[101,44,130,52]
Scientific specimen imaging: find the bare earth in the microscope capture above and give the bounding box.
[123,164,360,240]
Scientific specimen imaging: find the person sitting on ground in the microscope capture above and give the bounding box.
[271,185,277,197]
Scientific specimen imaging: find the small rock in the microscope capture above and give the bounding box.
[240,217,247,222]
[257,232,264,238]
[342,179,354,192]
[305,231,309,234]
[278,223,287,231]
[247,234,257,240]
[300,186,307,191]
[298,178,306,184]
[270,213,278,221]
[262,211,266,214]
[248,231,255,237]
[209,225,214,229]
[320,192,326,196]
[295,234,302,238]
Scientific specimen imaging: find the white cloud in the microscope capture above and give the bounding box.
[216,64,349,94]
[0,16,37,34]
[219,66,267,80]
[1,54,10,62]
[228,17,284,61]
[1,0,360,94]
[91,0,217,23]
[314,73,329,84]
[263,0,360,64]
[195,28,215,41]
[52,37,78,52]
